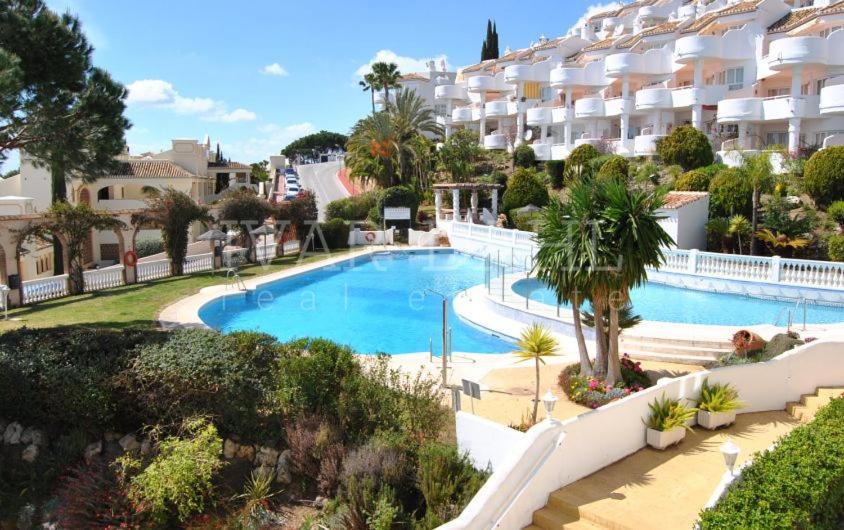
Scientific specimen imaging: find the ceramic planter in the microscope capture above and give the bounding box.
[646,426,686,450]
[697,410,736,430]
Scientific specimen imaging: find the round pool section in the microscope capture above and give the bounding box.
[200,250,513,355]
[513,278,844,326]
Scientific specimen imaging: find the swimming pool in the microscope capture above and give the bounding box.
[513,277,844,326]
[200,250,514,355]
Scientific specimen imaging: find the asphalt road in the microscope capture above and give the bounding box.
[296,161,349,221]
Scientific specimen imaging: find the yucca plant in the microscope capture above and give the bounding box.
[698,379,742,413]
[646,395,697,432]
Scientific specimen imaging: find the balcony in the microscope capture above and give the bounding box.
[551,144,571,160]
[604,97,633,117]
[452,107,475,124]
[717,98,763,123]
[605,53,644,77]
[638,5,669,20]
[574,138,606,150]
[529,142,552,161]
[551,106,573,124]
[674,35,721,63]
[762,95,820,121]
[602,17,620,31]
[636,88,673,110]
[468,75,497,92]
[820,84,844,115]
[485,100,517,118]
[633,134,666,156]
[575,97,605,118]
[526,107,553,126]
[550,66,584,88]
[768,37,827,70]
[435,84,468,100]
[677,3,696,19]
[504,64,533,84]
[483,134,508,150]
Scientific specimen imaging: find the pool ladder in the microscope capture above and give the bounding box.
[773,297,807,331]
[225,268,247,291]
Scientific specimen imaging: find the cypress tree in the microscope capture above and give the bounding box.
[491,22,500,59]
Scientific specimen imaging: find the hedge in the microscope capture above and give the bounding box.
[376,186,420,226]
[699,397,844,529]
[656,125,714,171]
[804,146,844,208]
[596,155,629,183]
[828,234,844,262]
[708,168,753,217]
[501,168,550,214]
[545,160,565,189]
[325,192,378,222]
[567,144,600,169]
[513,144,536,168]
[320,218,350,249]
[675,169,711,191]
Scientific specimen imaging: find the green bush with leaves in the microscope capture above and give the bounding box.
[134,238,164,258]
[827,200,844,228]
[645,395,696,431]
[566,144,600,169]
[376,186,419,226]
[828,234,844,261]
[699,398,844,529]
[709,168,753,217]
[655,125,714,171]
[320,218,350,249]
[501,168,550,214]
[416,442,488,528]
[675,169,712,191]
[803,146,844,208]
[545,160,565,189]
[121,418,224,524]
[325,192,378,222]
[697,380,741,413]
[513,144,536,168]
[596,155,629,183]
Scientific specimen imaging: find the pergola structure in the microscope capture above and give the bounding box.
[432,183,503,225]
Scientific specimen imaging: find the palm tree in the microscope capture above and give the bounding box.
[346,112,398,186]
[728,214,751,254]
[741,152,775,255]
[359,72,377,115]
[514,324,559,424]
[370,62,402,107]
[391,89,443,183]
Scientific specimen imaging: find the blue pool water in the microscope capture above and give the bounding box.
[200,251,513,355]
[513,278,844,326]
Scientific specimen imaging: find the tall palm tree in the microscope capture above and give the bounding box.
[599,180,673,384]
[359,72,377,115]
[741,152,774,255]
[391,89,443,183]
[346,113,398,186]
[370,62,402,107]
[514,324,559,424]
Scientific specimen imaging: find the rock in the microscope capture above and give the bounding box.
[254,465,275,481]
[223,438,239,459]
[118,434,140,452]
[21,444,38,463]
[254,446,280,467]
[21,428,44,447]
[4,422,22,445]
[235,444,254,461]
[140,437,152,456]
[275,449,292,484]
[84,441,102,463]
[314,496,327,509]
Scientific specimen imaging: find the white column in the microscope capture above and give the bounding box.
[434,190,443,224]
[491,188,499,218]
[515,83,525,147]
[692,59,704,130]
[738,121,748,149]
[452,189,461,222]
[620,76,631,152]
[445,100,453,139]
[788,117,801,155]
[470,191,479,223]
[788,66,804,155]
[479,93,487,145]
[565,88,574,151]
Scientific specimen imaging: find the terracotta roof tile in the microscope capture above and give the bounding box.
[661,191,708,209]
[582,37,618,52]
[768,8,818,33]
[681,1,761,34]
[400,72,429,82]
[616,21,680,48]
[107,160,196,179]
[821,0,844,15]
[208,161,250,170]
[589,7,623,22]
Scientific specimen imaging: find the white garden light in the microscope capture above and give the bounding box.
[720,437,741,476]
[542,390,558,422]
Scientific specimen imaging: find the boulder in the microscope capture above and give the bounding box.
[140,437,152,456]
[255,446,280,467]
[275,449,292,484]
[314,496,327,509]
[223,438,239,459]
[118,434,140,452]
[235,444,255,461]
[3,422,22,445]
[254,465,275,481]
[20,428,44,447]
[21,444,38,463]
[84,441,102,463]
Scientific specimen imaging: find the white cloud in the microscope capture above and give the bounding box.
[569,2,624,33]
[261,63,289,76]
[126,79,257,122]
[224,122,316,162]
[354,50,450,78]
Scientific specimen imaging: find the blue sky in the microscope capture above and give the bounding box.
[11,0,617,167]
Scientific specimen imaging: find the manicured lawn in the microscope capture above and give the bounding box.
[0,249,353,331]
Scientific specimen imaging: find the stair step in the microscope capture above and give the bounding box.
[620,342,730,356]
[625,349,718,365]
[620,335,733,350]
[817,387,844,398]
[532,507,604,530]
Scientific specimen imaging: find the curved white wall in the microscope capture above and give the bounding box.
[768,36,828,70]
[717,97,764,122]
[452,107,475,123]
[575,97,605,118]
[526,107,553,126]
[820,84,844,115]
[636,88,673,110]
[436,84,468,100]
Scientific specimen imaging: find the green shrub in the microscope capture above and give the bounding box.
[675,169,712,191]
[645,395,696,431]
[120,329,281,439]
[511,211,543,232]
[709,168,753,217]
[134,239,164,258]
[804,146,844,208]
[121,418,224,524]
[320,218,350,249]
[596,155,629,183]
[0,327,165,434]
[513,144,536,168]
[697,379,741,413]
[416,442,488,527]
[656,125,714,171]
[828,234,844,261]
[827,200,844,228]
[699,398,844,529]
[566,144,600,169]
[376,186,419,226]
[501,168,550,214]
[325,192,378,221]
[545,160,565,189]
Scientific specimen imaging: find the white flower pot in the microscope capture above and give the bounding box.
[697,410,736,430]
[646,426,686,450]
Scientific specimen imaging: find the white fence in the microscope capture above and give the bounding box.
[409,228,443,247]
[21,274,70,304]
[136,259,171,282]
[184,253,213,274]
[83,265,125,292]
[444,221,537,273]
[348,228,395,246]
[441,339,844,529]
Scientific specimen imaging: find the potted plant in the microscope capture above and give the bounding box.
[731,330,766,356]
[697,379,741,430]
[645,395,697,450]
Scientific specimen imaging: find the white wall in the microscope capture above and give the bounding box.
[676,197,709,250]
[456,412,527,472]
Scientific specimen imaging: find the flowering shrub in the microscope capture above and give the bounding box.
[558,356,651,409]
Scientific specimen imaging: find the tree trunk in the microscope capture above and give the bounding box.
[571,302,593,376]
[532,356,540,424]
[68,260,84,295]
[51,155,67,275]
[606,305,623,385]
[592,297,608,378]
[750,187,759,256]
[370,90,376,115]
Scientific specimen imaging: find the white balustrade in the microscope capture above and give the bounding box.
[82,265,125,292]
[222,248,248,268]
[136,259,171,282]
[22,275,69,304]
[183,253,213,274]
[255,244,277,262]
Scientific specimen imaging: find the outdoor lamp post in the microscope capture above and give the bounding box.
[720,437,740,477]
[542,390,558,422]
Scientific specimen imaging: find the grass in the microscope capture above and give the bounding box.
[0,249,355,331]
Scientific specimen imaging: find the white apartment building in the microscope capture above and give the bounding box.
[428,0,844,162]
[375,60,458,138]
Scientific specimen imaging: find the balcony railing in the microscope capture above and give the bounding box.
[21,275,69,304]
[83,265,125,292]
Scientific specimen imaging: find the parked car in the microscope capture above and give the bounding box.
[284,168,297,176]
[285,176,299,185]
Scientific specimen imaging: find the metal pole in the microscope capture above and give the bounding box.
[448,327,453,361]
[442,298,448,387]
[501,266,505,302]
[802,299,807,331]
[557,303,560,317]
[429,337,433,362]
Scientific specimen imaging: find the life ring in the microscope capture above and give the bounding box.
[124,250,138,267]
[365,231,377,243]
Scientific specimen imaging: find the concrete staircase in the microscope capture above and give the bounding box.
[524,489,613,530]
[786,387,844,423]
[620,335,733,365]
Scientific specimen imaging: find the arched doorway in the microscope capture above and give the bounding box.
[78,188,95,264]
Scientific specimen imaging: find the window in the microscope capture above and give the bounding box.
[540,87,556,102]
[766,132,788,147]
[236,173,248,184]
[726,67,744,91]
[767,87,789,97]
[434,103,448,117]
